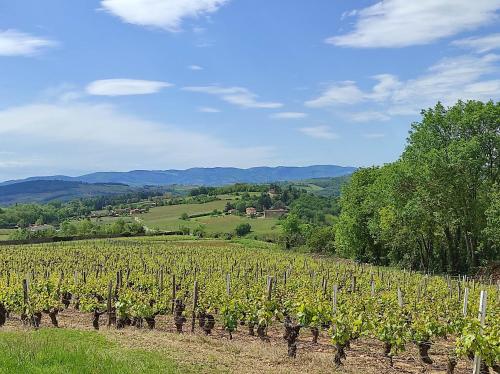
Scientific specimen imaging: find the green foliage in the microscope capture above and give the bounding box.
[336,100,500,272]
[9,218,145,240]
[305,226,335,253]
[235,223,251,236]
[0,237,498,369]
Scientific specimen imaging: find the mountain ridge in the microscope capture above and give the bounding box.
[1,165,356,187]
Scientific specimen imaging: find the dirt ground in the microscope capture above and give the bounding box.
[2,309,478,374]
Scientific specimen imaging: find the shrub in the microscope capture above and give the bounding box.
[235,223,251,237]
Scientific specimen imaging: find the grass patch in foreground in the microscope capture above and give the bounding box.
[0,328,181,374]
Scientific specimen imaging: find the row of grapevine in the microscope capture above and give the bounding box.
[0,237,498,373]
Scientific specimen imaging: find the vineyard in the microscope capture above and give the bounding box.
[0,237,498,373]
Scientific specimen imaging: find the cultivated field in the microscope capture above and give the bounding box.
[0,237,497,373]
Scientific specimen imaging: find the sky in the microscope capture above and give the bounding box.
[0,0,499,181]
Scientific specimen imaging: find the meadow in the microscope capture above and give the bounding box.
[138,198,281,237]
[0,229,14,241]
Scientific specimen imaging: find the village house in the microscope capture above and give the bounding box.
[263,208,288,219]
[245,207,257,217]
[129,208,147,215]
[268,188,278,198]
[28,224,54,232]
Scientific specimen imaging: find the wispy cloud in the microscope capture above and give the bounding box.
[306,54,500,118]
[86,79,172,96]
[198,106,220,113]
[188,64,204,70]
[0,101,275,180]
[345,111,391,123]
[305,81,364,107]
[270,112,307,119]
[363,133,385,139]
[100,0,230,32]
[183,85,283,109]
[327,0,500,48]
[0,29,57,56]
[452,33,500,53]
[299,126,339,140]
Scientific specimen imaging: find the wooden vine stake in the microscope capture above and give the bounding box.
[226,273,231,296]
[472,290,487,374]
[267,276,273,301]
[159,268,164,294]
[397,287,404,308]
[106,280,113,326]
[462,287,469,316]
[332,284,338,313]
[171,274,176,314]
[191,281,198,333]
[22,279,29,305]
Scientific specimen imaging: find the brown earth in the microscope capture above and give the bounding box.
[2,309,478,374]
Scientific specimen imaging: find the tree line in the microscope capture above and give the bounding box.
[285,100,498,274]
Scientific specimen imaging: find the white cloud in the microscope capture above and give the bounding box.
[0,101,275,180]
[305,81,364,107]
[363,133,385,139]
[100,0,229,32]
[327,0,500,48]
[0,29,57,56]
[270,112,307,119]
[299,126,339,140]
[198,106,220,112]
[183,85,283,108]
[452,33,500,53]
[86,79,172,96]
[306,54,500,118]
[189,64,204,70]
[346,111,391,122]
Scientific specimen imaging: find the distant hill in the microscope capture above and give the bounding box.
[1,165,356,187]
[0,180,135,206]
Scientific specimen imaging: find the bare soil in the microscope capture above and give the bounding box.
[2,309,477,374]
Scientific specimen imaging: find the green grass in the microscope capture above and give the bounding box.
[139,199,281,236]
[0,328,181,374]
[141,200,230,231]
[194,215,280,235]
[0,228,14,241]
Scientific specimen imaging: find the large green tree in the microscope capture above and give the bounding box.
[336,100,499,273]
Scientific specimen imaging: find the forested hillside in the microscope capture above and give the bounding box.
[335,101,499,273]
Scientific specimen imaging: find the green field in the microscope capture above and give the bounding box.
[0,229,14,241]
[140,199,229,231]
[196,215,280,235]
[0,329,181,374]
[139,199,281,236]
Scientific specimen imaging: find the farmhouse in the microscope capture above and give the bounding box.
[264,208,288,219]
[28,224,54,232]
[129,208,147,215]
[245,207,257,217]
[268,188,278,198]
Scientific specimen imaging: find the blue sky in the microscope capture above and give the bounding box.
[0,0,499,181]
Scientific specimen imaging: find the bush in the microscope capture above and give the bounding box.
[192,225,206,238]
[235,223,251,236]
[306,226,335,253]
